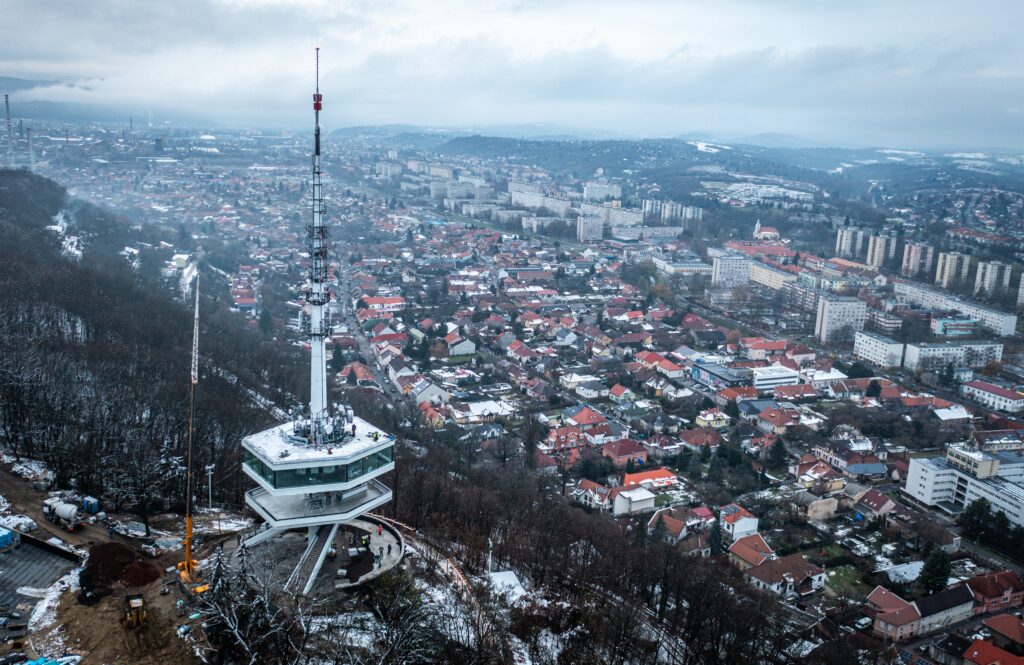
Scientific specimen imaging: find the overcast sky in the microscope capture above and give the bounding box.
[3,0,1023,148]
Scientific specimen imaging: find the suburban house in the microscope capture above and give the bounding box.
[609,486,657,516]
[695,408,731,429]
[915,585,975,635]
[622,467,678,489]
[865,586,920,642]
[602,439,648,468]
[572,479,612,511]
[719,503,759,541]
[744,553,826,598]
[728,533,774,570]
[966,570,1024,615]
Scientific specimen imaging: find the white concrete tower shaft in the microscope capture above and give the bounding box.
[307,47,330,443]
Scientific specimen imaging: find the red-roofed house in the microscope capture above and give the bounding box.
[623,467,677,488]
[602,439,648,468]
[719,503,759,541]
[359,295,406,312]
[745,553,825,597]
[967,570,1024,615]
[963,639,1024,665]
[865,585,920,642]
[566,406,608,430]
[728,533,774,570]
[963,381,1024,413]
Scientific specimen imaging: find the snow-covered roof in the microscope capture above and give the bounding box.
[242,419,393,468]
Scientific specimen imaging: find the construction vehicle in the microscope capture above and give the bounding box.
[176,279,205,594]
[122,594,147,627]
[41,498,84,532]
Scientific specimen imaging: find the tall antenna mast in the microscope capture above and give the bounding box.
[4,95,12,167]
[306,46,331,446]
[179,276,200,582]
[26,128,34,170]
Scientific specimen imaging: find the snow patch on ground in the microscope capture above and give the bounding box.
[877,149,924,156]
[687,141,731,153]
[3,455,54,483]
[29,567,80,658]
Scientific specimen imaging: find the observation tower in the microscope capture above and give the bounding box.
[240,52,394,586]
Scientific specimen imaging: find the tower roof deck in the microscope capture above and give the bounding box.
[243,417,393,468]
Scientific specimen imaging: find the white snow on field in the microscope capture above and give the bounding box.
[687,141,731,153]
[877,149,924,156]
[3,455,54,482]
[194,509,253,535]
[946,152,987,159]
[29,568,80,657]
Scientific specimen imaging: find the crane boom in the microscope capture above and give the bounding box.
[179,276,200,583]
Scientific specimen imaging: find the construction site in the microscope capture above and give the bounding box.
[0,50,411,663]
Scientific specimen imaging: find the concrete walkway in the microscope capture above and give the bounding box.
[332,517,403,589]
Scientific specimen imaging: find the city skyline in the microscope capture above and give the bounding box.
[3,0,1024,148]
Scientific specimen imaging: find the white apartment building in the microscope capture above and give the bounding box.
[935,252,973,289]
[865,234,897,269]
[904,445,1024,528]
[583,181,621,202]
[892,280,1017,336]
[643,200,704,224]
[508,181,542,194]
[1018,275,1024,309]
[711,253,752,288]
[961,381,1024,413]
[974,260,1012,296]
[750,262,798,290]
[751,365,801,393]
[835,227,866,258]
[576,215,605,242]
[902,341,1003,371]
[815,295,867,343]
[511,190,571,218]
[901,243,934,278]
[853,331,905,368]
[578,202,643,227]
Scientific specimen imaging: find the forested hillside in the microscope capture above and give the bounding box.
[0,169,303,526]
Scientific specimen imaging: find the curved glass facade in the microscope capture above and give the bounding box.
[243,446,393,490]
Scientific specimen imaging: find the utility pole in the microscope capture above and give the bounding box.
[206,464,215,509]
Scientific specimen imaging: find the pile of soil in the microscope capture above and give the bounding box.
[118,560,161,587]
[79,542,154,604]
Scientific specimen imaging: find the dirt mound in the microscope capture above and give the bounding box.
[88,542,138,582]
[79,542,149,604]
[118,560,161,587]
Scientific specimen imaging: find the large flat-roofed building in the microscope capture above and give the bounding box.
[751,365,800,394]
[691,362,751,390]
[892,280,1017,336]
[901,243,934,278]
[854,331,905,368]
[711,252,752,288]
[975,260,1013,296]
[865,234,897,269]
[962,381,1024,413]
[815,295,866,343]
[583,181,621,202]
[903,340,1003,371]
[576,215,604,242]
[904,445,1024,528]
[750,261,798,290]
[510,190,571,217]
[935,252,973,289]
[835,227,866,258]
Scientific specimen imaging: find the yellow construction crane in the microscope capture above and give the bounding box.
[177,277,204,591]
